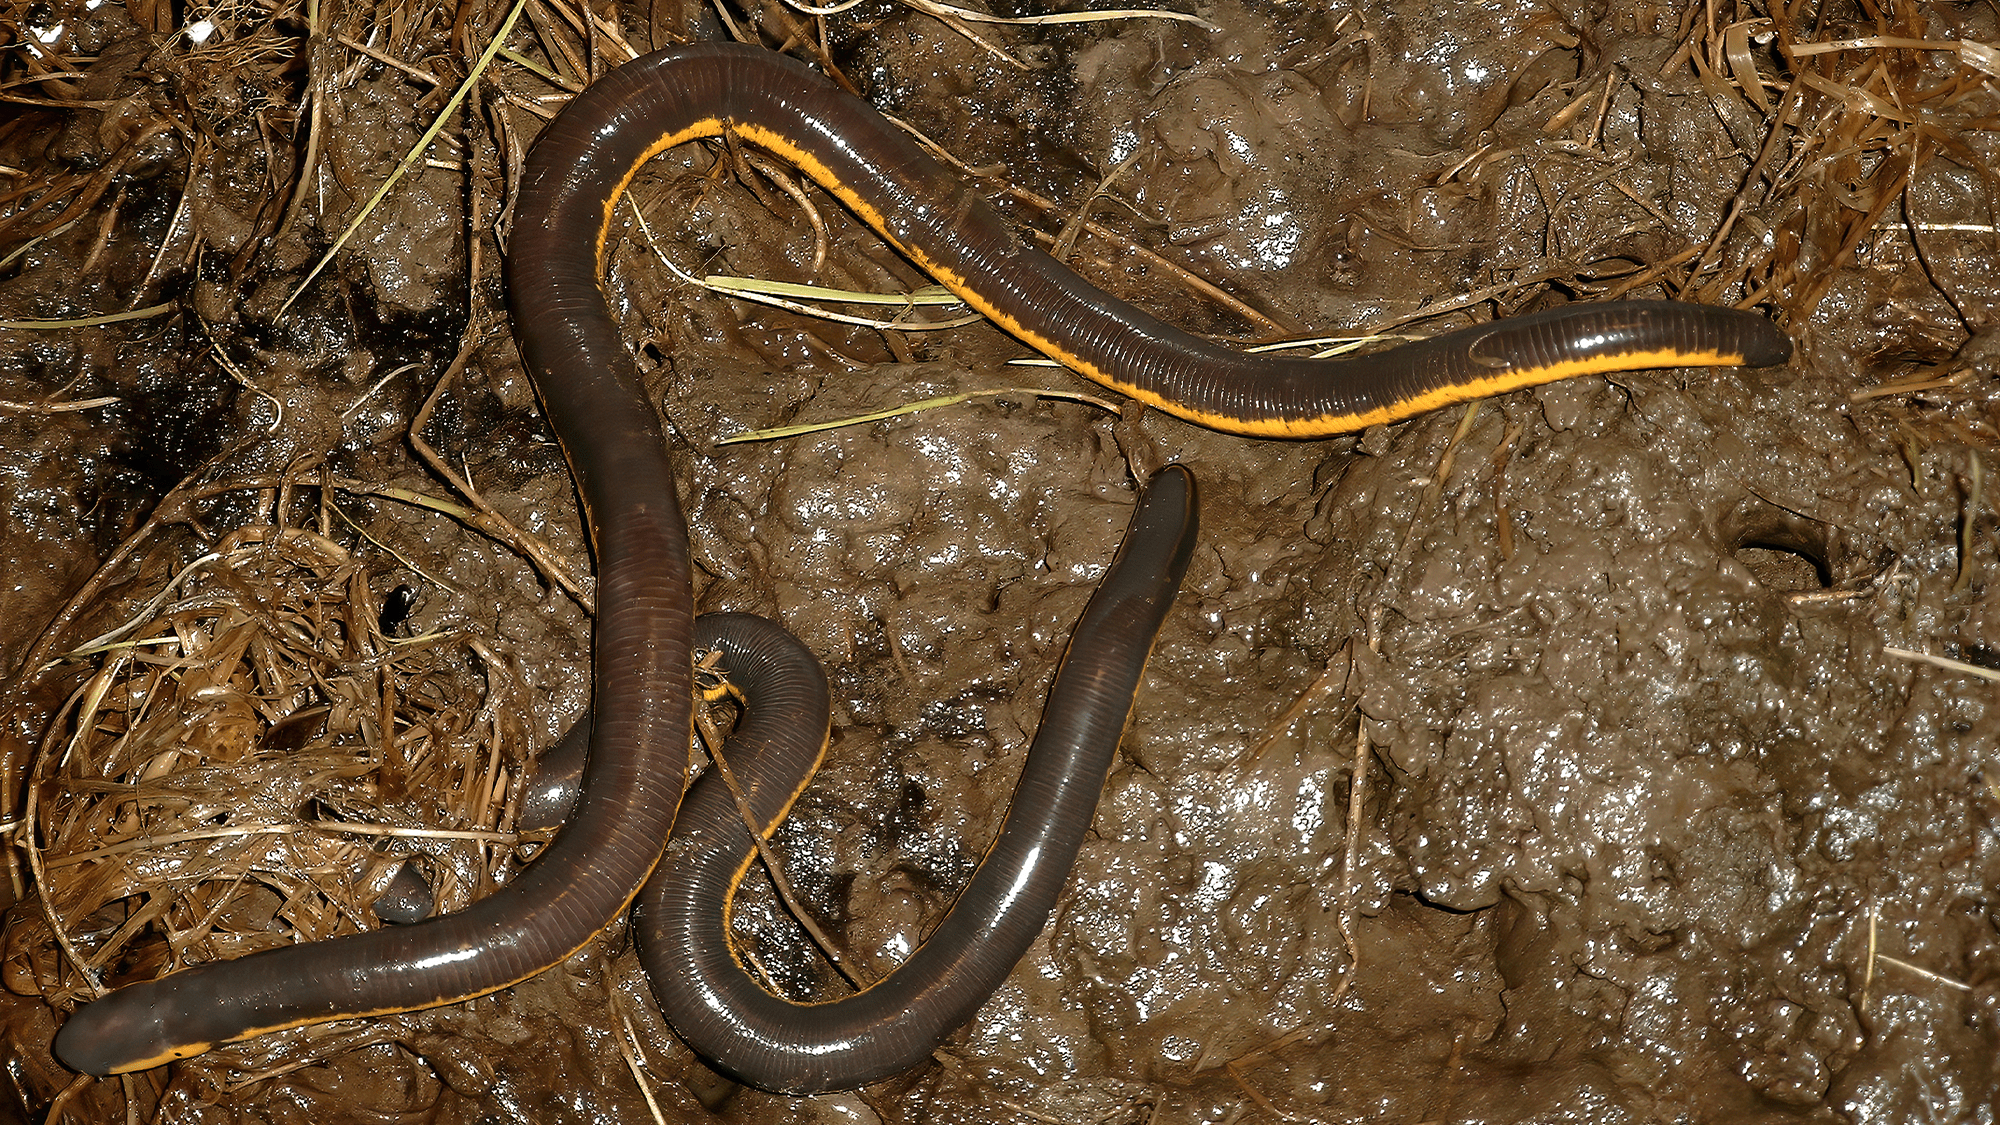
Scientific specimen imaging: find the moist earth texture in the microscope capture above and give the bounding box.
[2,0,1996,1122]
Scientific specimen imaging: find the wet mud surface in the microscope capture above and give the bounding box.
[3,0,1999,1121]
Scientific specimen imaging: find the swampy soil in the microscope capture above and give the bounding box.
[3,0,1998,1122]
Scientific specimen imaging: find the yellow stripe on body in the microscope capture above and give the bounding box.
[714,727,833,993]
[609,126,1754,441]
[598,118,735,266]
[1215,345,1756,439]
[113,1041,214,1074]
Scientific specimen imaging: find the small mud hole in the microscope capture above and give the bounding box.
[1723,500,1838,592]
[1733,543,1828,591]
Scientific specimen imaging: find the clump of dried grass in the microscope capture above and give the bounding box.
[1677,4,2000,321]
[17,517,525,1026]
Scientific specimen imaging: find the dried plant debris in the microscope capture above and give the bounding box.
[22,524,521,1041]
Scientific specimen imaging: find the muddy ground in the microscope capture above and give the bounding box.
[2,0,1998,1121]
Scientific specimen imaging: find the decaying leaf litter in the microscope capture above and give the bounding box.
[1,0,1997,1121]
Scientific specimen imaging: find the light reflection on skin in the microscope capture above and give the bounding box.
[409,944,485,973]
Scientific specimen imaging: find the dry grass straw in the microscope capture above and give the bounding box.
[1717,2,2000,320]
[18,509,522,1028]
[0,0,299,257]
[0,0,590,1083]
[277,0,530,315]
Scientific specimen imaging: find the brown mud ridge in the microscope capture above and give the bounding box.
[2,0,1996,1121]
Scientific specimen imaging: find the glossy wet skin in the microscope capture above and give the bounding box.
[29,2,1992,1118]
[52,39,1787,1079]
